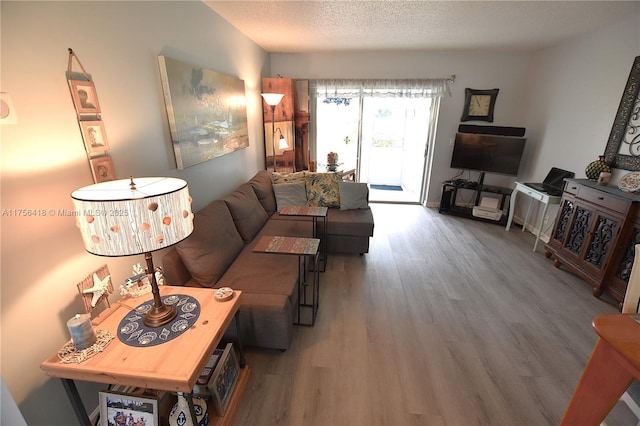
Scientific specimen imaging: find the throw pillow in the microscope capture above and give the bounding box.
[305,172,341,208]
[271,171,306,185]
[339,182,369,210]
[273,182,308,212]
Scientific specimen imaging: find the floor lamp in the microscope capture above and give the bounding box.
[261,93,284,171]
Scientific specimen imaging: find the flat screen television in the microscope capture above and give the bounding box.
[450,132,526,176]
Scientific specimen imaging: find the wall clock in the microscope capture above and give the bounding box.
[461,88,499,122]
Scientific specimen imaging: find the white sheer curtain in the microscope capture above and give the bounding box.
[311,77,454,98]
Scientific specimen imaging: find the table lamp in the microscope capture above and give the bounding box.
[261,93,284,170]
[71,177,194,327]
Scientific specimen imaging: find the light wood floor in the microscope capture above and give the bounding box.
[232,204,635,426]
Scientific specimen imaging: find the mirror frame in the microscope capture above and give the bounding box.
[604,56,640,171]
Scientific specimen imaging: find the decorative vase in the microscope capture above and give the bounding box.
[585,156,611,181]
[169,395,209,426]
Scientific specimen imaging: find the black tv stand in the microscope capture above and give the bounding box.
[439,172,513,225]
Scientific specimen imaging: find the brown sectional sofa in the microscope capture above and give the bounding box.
[162,170,374,350]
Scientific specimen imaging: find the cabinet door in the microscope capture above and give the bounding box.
[555,199,622,284]
[549,195,576,248]
[608,218,640,302]
[579,206,623,281]
[561,201,595,264]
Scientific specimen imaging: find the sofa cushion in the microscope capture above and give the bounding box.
[248,170,277,215]
[225,292,293,350]
[305,172,341,207]
[223,183,269,243]
[217,243,298,298]
[175,200,244,287]
[271,171,305,184]
[339,181,369,210]
[273,182,308,212]
[326,208,375,236]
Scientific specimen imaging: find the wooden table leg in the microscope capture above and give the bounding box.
[561,339,634,425]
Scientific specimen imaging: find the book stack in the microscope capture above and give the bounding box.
[192,347,224,399]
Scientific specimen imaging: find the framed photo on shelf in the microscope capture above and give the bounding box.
[90,155,116,183]
[208,343,240,416]
[99,390,160,426]
[81,120,109,155]
[69,79,101,115]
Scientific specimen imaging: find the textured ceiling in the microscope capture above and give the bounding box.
[204,1,639,53]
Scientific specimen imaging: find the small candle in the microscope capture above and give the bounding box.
[67,313,96,350]
[598,171,611,186]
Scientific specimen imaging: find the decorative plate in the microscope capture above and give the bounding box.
[214,287,234,302]
[116,294,200,347]
[618,172,640,193]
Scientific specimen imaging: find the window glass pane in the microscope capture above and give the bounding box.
[316,95,360,171]
[314,87,435,203]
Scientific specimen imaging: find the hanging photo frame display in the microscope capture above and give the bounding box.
[69,79,101,115]
[67,48,118,183]
[80,121,109,155]
[90,156,116,183]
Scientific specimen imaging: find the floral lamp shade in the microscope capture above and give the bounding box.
[71,177,194,257]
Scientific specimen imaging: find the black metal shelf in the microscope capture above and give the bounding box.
[438,173,512,226]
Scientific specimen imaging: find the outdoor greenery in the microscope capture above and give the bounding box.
[371,138,396,147]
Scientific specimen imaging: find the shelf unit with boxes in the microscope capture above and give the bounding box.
[439,174,513,226]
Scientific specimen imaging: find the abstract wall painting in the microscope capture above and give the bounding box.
[158,56,249,169]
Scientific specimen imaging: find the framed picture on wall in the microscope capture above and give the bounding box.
[80,120,109,155]
[69,80,101,115]
[157,55,249,169]
[90,155,116,183]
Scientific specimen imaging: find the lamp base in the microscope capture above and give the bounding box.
[143,303,178,328]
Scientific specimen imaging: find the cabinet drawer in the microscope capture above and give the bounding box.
[564,181,580,195]
[576,185,630,213]
[519,187,546,202]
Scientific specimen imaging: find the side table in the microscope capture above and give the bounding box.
[505,182,561,252]
[41,286,250,426]
[253,235,321,326]
[279,205,328,271]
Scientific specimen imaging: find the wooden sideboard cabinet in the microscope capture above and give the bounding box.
[545,179,640,306]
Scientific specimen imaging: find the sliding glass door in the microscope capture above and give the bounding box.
[316,94,433,203]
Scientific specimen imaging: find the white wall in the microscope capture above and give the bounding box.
[524,15,640,182]
[271,51,532,202]
[518,15,640,235]
[0,2,267,424]
[271,12,640,213]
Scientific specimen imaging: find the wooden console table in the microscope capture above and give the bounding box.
[41,286,250,426]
